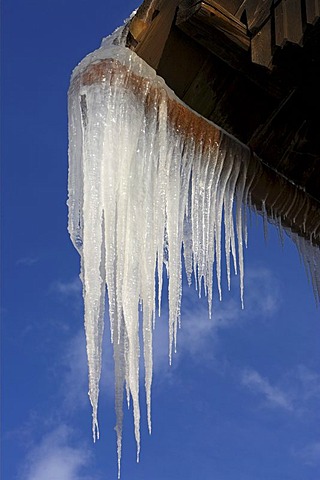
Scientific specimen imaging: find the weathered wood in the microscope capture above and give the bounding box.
[176,9,288,96]
[176,11,250,72]
[248,81,320,202]
[134,0,161,24]
[234,0,273,33]
[285,0,304,45]
[176,1,250,50]
[177,0,277,69]
[179,0,245,17]
[128,1,160,46]
[182,58,223,119]
[157,27,208,99]
[248,153,320,244]
[157,26,279,141]
[251,18,273,67]
[129,0,182,69]
[177,0,319,71]
[274,1,286,47]
[306,0,320,25]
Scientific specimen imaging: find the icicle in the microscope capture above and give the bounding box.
[67,28,251,467]
[290,232,320,307]
[67,21,319,477]
[262,198,269,242]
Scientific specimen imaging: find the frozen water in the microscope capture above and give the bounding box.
[67,24,320,478]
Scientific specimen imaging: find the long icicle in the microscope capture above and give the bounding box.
[68,23,320,478]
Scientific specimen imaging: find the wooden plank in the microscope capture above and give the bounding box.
[179,0,245,17]
[207,0,245,16]
[274,1,286,47]
[157,27,208,99]
[176,14,286,98]
[157,26,284,141]
[251,19,273,68]
[249,88,298,161]
[306,0,320,24]
[234,0,273,33]
[205,65,278,142]
[176,17,253,77]
[248,81,320,205]
[129,0,161,43]
[284,0,304,45]
[182,58,226,119]
[177,1,250,50]
[130,0,182,69]
[200,2,250,48]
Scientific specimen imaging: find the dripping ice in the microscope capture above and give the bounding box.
[68,30,249,473]
[67,23,320,478]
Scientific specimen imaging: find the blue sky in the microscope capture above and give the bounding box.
[1,1,320,479]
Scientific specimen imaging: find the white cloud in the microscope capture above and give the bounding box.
[240,364,320,416]
[60,325,115,411]
[20,425,94,480]
[51,277,82,296]
[49,277,83,315]
[296,442,320,466]
[16,256,39,266]
[244,267,280,316]
[241,369,293,411]
[279,365,320,419]
[150,290,217,376]
[60,330,89,411]
[178,295,218,355]
[150,265,280,379]
[294,365,320,402]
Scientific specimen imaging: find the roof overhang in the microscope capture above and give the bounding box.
[125,0,320,246]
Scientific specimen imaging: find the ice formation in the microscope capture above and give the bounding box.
[67,23,320,477]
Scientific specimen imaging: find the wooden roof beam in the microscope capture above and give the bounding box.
[177,1,250,50]
[128,0,182,69]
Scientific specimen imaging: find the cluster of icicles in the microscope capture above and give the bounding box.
[67,25,319,477]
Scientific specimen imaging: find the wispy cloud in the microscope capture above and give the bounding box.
[15,328,104,480]
[60,330,89,411]
[49,277,83,314]
[150,265,280,377]
[293,365,320,402]
[296,441,320,466]
[19,425,94,480]
[59,326,115,410]
[51,277,82,296]
[244,267,280,316]
[241,369,293,411]
[281,365,320,418]
[240,365,320,415]
[151,289,219,376]
[49,264,279,393]
[16,256,39,267]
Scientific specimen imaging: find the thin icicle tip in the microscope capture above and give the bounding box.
[92,416,99,443]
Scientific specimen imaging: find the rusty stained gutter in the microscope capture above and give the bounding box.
[74,53,320,248]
